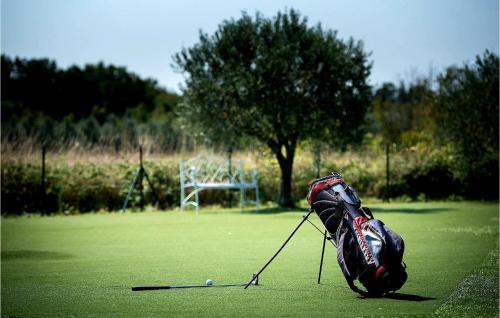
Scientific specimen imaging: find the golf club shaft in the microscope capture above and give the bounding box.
[132,286,172,291]
[244,209,314,289]
[132,283,245,291]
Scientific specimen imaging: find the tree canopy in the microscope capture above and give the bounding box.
[436,51,499,199]
[174,9,372,206]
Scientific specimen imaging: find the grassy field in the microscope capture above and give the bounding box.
[1,202,498,317]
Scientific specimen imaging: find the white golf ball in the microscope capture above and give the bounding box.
[206,279,213,286]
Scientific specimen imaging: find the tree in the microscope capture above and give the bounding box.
[436,51,499,199]
[372,80,435,200]
[174,9,372,207]
[373,80,435,146]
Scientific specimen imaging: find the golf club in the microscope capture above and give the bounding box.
[132,274,258,291]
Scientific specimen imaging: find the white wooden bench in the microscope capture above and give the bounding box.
[179,156,259,212]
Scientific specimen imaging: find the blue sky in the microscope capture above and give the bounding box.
[1,0,498,93]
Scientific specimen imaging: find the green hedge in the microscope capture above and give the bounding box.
[1,147,465,215]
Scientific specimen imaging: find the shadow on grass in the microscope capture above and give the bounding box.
[245,206,453,215]
[243,206,309,215]
[2,250,73,261]
[369,207,453,214]
[359,292,436,302]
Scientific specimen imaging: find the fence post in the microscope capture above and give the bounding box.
[179,160,185,211]
[227,146,233,208]
[41,146,47,215]
[139,145,144,211]
[386,143,391,202]
[313,142,322,178]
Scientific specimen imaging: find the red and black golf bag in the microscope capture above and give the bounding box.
[307,173,407,296]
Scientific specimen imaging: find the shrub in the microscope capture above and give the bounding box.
[0,144,474,215]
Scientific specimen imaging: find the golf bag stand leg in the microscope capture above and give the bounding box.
[317,230,327,284]
[244,209,314,289]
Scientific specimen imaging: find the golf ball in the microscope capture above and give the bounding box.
[206,279,213,286]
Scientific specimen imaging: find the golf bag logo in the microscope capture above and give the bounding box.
[308,173,408,296]
[352,216,377,266]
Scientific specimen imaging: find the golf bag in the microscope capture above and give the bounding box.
[307,173,407,296]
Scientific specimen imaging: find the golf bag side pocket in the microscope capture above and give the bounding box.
[336,215,407,296]
[354,219,407,295]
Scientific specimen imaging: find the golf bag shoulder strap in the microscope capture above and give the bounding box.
[346,278,370,296]
[336,228,352,280]
[337,230,369,296]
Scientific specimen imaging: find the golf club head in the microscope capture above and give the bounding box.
[252,273,259,285]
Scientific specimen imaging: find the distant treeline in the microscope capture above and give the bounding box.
[1,55,177,118]
[1,55,190,152]
[1,52,498,204]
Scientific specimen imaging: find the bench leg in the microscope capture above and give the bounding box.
[195,185,200,214]
[180,186,185,212]
[255,185,259,212]
[240,187,244,212]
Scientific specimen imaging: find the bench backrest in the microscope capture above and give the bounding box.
[179,156,255,186]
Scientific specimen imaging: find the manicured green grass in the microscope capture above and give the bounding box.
[2,202,498,317]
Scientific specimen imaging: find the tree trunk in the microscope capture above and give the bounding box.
[275,143,296,208]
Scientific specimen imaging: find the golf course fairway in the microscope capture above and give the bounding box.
[2,201,498,317]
